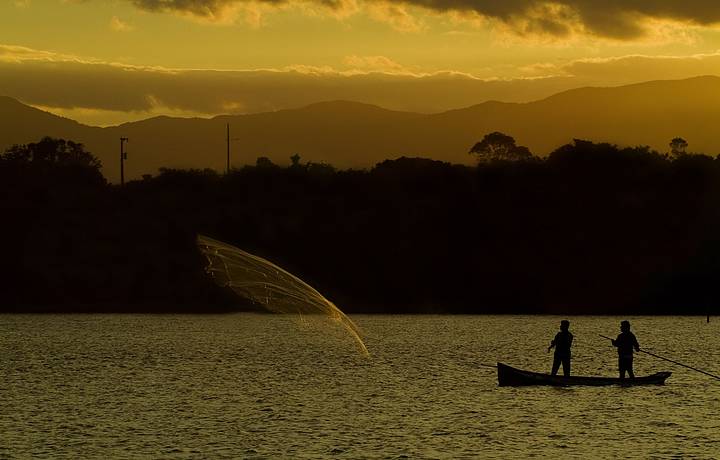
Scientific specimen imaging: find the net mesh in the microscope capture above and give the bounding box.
[197,235,368,356]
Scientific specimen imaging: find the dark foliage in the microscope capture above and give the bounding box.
[1,138,718,314]
[469,131,534,163]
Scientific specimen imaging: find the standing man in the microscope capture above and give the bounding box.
[612,320,640,379]
[548,320,573,377]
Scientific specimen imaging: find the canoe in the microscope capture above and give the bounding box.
[497,362,671,387]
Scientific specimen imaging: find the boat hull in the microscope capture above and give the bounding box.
[497,363,671,387]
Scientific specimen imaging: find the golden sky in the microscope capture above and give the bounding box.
[3,0,720,125]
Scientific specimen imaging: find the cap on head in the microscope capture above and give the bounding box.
[621,320,631,331]
[560,320,570,330]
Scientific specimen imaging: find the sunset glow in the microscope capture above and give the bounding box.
[3,1,720,125]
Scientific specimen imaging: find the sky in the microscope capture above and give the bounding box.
[3,0,720,125]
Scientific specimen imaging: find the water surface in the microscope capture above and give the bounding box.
[1,314,718,458]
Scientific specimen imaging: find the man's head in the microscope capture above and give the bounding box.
[560,320,570,331]
[621,320,631,332]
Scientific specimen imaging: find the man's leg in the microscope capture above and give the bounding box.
[551,355,561,375]
[562,356,571,377]
[627,358,635,379]
[619,357,626,379]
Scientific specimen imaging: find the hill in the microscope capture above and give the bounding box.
[2,76,720,182]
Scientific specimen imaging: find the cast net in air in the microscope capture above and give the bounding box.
[197,235,369,356]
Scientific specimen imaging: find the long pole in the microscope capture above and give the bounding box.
[599,334,720,381]
[120,137,128,186]
[226,123,230,174]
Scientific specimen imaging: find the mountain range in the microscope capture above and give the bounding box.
[2,75,720,182]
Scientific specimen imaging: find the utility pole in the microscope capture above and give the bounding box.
[120,137,129,186]
[226,123,231,174]
[226,123,241,174]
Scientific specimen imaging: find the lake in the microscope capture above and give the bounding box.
[1,314,718,458]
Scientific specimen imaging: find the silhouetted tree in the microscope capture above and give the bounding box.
[469,132,532,162]
[306,162,336,175]
[290,154,301,168]
[1,137,105,187]
[2,137,102,169]
[670,137,688,158]
[256,156,279,169]
[4,135,720,315]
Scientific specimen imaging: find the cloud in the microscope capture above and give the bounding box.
[4,44,720,126]
[110,16,134,32]
[0,45,572,122]
[366,2,424,32]
[396,1,720,39]
[343,55,409,73]
[31,105,211,127]
[0,44,87,63]
[122,0,720,39]
[129,0,235,20]
[128,0,324,23]
[559,52,720,83]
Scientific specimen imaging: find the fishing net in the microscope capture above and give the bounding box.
[197,235,368,356]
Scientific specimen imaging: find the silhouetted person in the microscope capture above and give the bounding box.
[548,320,573,376]
[612,320,640,379]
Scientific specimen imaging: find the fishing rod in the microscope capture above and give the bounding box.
[599,334,720,381]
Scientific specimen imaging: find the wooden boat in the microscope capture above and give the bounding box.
[497,362,671,387]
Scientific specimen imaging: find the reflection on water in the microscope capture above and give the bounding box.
[1,314,718,458]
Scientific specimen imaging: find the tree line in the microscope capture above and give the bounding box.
[1,134,718,314]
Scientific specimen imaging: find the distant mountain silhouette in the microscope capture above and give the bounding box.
[0,96,99,144]
[2,76,720,182]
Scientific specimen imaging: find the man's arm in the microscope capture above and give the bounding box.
[633,334,640,351]
[548,334,557,352]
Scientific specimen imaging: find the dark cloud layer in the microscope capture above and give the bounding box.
[0,58,573,117]
[130,0,349,18]
[4,47,720,125]
[128,0,720,38]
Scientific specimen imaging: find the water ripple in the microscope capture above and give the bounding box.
[0,314,718,458]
